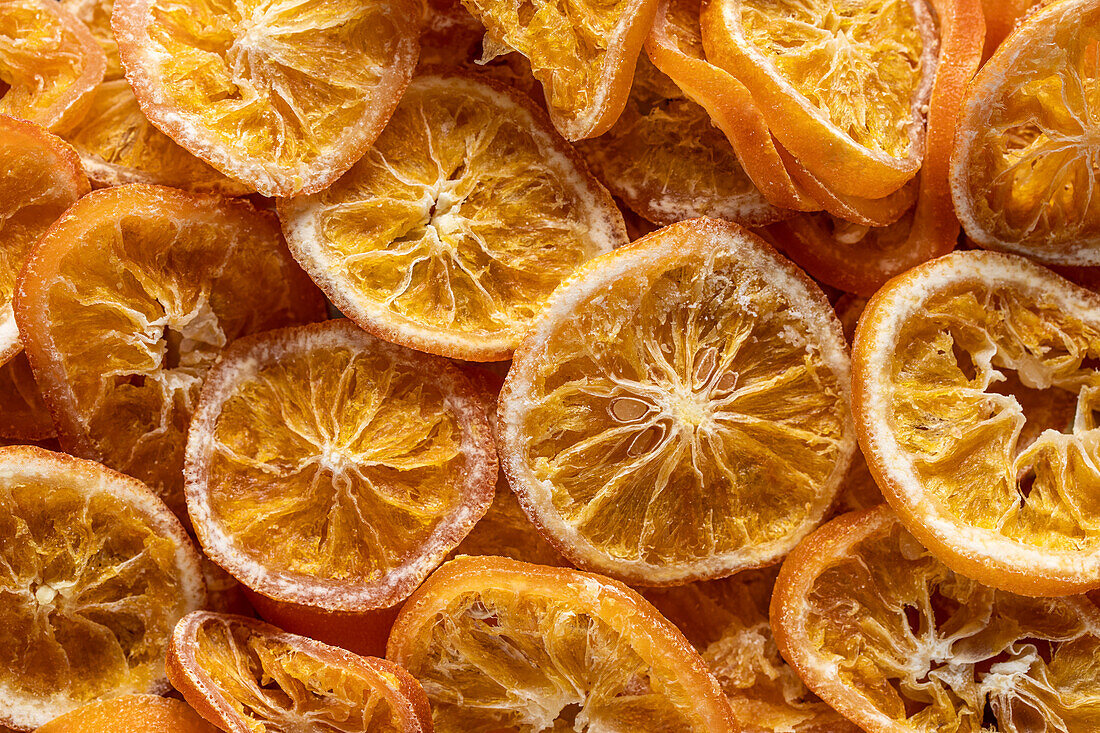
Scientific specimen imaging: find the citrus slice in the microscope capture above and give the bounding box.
[0,0,105,132]
[773,506,1100,731]
[279,72,627,362]
[112,0,420,197]
[33,695,219,733]
[644,567,859,733]
[14,184,325,521]
[853,249,1100,595]
[459,0,661,140]
[60,0,121,80]
[981,0,1045,60]
[0,445,206,730]
[387,555,737,732]
[168,612,431,733]
[0,115,89,369]
[951,0,1100,265]
[0,354,55,442]
[185,319,497,612]
[700,0,939,200]
[499,218,856,585]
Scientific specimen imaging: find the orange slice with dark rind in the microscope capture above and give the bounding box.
[33,695,219,733]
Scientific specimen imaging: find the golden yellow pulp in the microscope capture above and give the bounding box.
[62,0,120,79]
[452,489,568,567]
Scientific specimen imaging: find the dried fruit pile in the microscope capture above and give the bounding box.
[1,0,1098,731]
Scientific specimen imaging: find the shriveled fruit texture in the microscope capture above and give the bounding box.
[0,354,55,442]
[387,556,738,732]
[577,53,781,227]
[185,320,497,611]
[853,250,1100,595]
[646,567,859,733]
[279,73,628,362]
[0,115,89,367]
[112,0,420,196]
[33,694,219,733]
[452,486,570,567]
[460,0,660,140]
[60,0,120,78]
[773,506,1100,732]
[499,218,856,585]
[14,185,325,522]
[168,612,431,733]
[0,446,206,730]
[951,0,1100,265]
[0,0,105,131]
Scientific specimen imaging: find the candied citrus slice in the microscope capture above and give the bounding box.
[0,354,54,442]
[951,0,1100,265]
[701,0,939,200]
[499,218,856,585]
[112,0,420,197]
[34,695,219,733]
[0,115,89,368]
[0,445,206,730]
[459,0,660,140]
[60,0,121,80]
[169,612,431,733]
[186,319,497,611]
[981,0,1044,59]
[773,506,1100,731]
[279,72,627,362]
[14,184,325,521]
[853,250,1100,595]
[387,555,737,731]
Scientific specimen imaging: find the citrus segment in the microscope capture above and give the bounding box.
[387,555,737,732]
[14,184,325,521]
[33,695,219,733]
[853,250,1100,595]
[279,73,627,362]
[499,218,856,585]
[0,354,55,442]
[773,506,1100,732]
[0,446,205,730]
[168,612,431,733]
[459,0,660,140]
[112,0,420,196]
[186,319,497,611]
[951,0,1100,265]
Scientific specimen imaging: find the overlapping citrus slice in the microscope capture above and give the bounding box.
[853,250,1100,595]
[14,184,325,521]
[279,72,627,362]
[773,506,1100,731]
[981,0,1045,60]
[112,0,420,196]
[168,612,431,733]
[499,218,856,585]
[185,319,497,612]
[33,695,219,733]
[459,0,660,140]
[700,0,939,201]
[951,0,1100,265]
[387,555,737,731]
[0,445,206,730]
[0,354,55,442]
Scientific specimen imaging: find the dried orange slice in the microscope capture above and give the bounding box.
[700,0,939,201]
[387,555,737,731]
[279,72,627,362]
[773,506,1100,731]
[14,184,325,521]
[981,0,1044,59]
[0,354,55,442]
[499,218,856,585]
[460,0,661,140]
[951,0,1100,265]
[60,0,121,79]
[169,612,431,733]
[0,115,89,368]
[112,0,420,197]
[185,319,497,612]
[0,445,206,730]
[33,695,219,733]
[853,249,1100,595]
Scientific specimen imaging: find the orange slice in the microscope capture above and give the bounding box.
[981,0,1045,60]
[951,0,1100,265]
[387,555,737,731]
[460,0,661,140]
[185,319,497,612]
[0,445,206,730]
[14,184,325,521]
[60,0,121,79]
[853,249,1100,595]
[112,0,420,196]
[499,218,856,585]
[168,612,431,733]
[0,353,55,442]
[279,72,627,362]
[773,506,1100,731]
[33,695,218,733]
[0,115,89,368]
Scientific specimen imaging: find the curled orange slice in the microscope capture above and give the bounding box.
[33,695,218,733]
